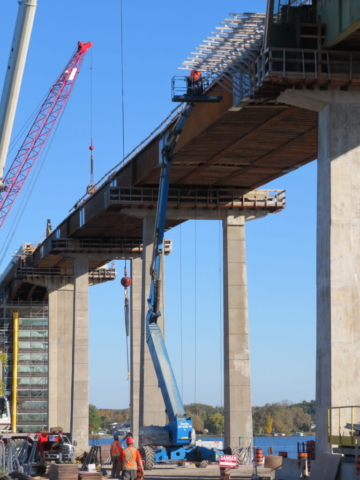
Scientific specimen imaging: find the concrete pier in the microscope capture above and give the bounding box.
[223,212,252,448]
[279,89,360,455]
[131,257,142,446]
[71,257,89,454]
[48,282,74,432]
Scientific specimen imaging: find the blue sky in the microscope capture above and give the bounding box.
[0,0,316,409]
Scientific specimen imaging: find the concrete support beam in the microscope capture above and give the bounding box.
[71,257,89,454]
[48,282,74,431]
[223,212,253,448]
[131,257,142,446]
[139,216,166,430]
[280,88,360,455]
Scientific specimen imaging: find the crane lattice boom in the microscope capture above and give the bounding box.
[0,41,92,228]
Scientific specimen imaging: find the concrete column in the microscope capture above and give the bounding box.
[48,283,74,431]
[316,99,360,454]
[223,212,253,448]
[131,257,142,445]
[277,88,360,455]
[139,216,165,430]
[71,257,89,453]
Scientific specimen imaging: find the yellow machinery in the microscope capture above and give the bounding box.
[328,406,360,447]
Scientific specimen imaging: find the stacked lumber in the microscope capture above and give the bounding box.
[49,464,79,480]
[78,472,102,480]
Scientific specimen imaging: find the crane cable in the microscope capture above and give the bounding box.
[218,218,223,407]
[89,49,94,184]
[194,214,197,406]
[119,0,131,387]
[179,224,183,398]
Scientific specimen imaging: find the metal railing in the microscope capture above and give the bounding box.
[110,187,286,211]
[71,103,187,210]
[248,47,360,94]
[328,406,360,447]
[51,237,172,255]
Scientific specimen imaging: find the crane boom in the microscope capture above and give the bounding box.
[0,41,92,228]
[0,0,38,190]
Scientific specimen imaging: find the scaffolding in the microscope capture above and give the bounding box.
[0,303,48,432]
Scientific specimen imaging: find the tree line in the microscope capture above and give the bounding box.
[89,400,316,435]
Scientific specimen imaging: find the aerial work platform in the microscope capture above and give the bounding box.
[171,76,222,103]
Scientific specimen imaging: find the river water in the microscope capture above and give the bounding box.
[90,435,316,459]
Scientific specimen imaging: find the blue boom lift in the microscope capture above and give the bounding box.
[138,81,236,469]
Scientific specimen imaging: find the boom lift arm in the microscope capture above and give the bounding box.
[145,104,193,443]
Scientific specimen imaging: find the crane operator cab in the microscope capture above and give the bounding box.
[171,70,222,103]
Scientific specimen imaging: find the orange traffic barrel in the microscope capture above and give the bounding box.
[137,468,143,480]
[356,455,360,475]
[279,451,288,458]
[255,448,264,466]
[297,452,307,469]
[220,467,225,480]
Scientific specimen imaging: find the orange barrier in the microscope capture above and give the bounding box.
[279,451,288,458]
[306,440,315,460]
[297,452,307,469]
[255,448,264,466]
[220,467,230,480]
[356,455,360,475]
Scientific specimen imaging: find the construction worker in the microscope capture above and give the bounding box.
[188,68,203,95]
[110,434,123,478]
[120,437,143,480]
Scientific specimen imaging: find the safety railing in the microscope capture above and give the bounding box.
[51,238,172,255]
[15,266,116,279]
[248,47,360,94]
[328,406,360,447]
[110,187,286,211]
[71,102,187,210]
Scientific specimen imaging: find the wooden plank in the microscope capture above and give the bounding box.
[174,107,296,185]
[212,126,317,185]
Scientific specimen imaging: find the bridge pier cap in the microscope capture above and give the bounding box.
[279,87,360,455]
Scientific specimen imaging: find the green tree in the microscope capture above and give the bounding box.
[191,414,204,433]
[89,404,101,431]
[206,413,224,434]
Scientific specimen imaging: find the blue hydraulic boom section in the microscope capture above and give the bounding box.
[145,104,193,445]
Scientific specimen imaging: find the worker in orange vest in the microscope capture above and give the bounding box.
[110,434,124,478]
[120,437,143,480]
[188,68,203,95]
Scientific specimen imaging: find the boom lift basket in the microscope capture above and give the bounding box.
[171,76,222,103]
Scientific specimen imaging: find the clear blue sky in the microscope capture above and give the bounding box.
[0,0,316,409]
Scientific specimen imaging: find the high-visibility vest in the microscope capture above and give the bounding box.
[111,440,122,456]
[121,446,141,470]
[190,70,201,82]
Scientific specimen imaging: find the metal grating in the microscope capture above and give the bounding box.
[179,13,266,100]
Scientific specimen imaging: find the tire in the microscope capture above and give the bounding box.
[225,446,240,469]
[195,460,208,468]
[139,446,154,471]
[11,439,26,451]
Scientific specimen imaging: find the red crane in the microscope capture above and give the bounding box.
[0,41,92,228]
